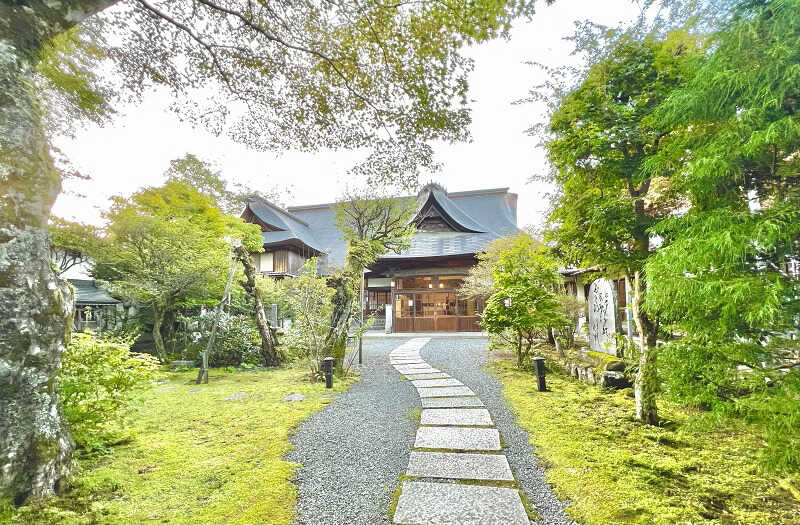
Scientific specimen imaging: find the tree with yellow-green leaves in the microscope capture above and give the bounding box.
[93,181,263,362]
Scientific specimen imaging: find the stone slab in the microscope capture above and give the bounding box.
[411,378,464,388]
[417,386,475,398]
[393,481,527,525]
[421,408,493,426]
[414,426,500,451]
[395,367,440,375]
[406,451,514,481]
[404,372,450,380]
[420,396,484,408]
[394,363,434,370]
[391,360,426,365]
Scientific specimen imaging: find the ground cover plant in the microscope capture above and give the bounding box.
[489,355,800,524]
[1,367,355,525]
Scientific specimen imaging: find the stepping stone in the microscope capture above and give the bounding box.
[421,408,493,426]
[391,359,425,365]
[157,387,177,392]
[282,393,305,402]
[395,363,434,370]
[225,392,247,401]
[414,426,500,451]
[411,378,463,388]
[421,396,484,408]
[393,481,528,525]
[405,372,450,380]
[406,451,514,481]
[395,367,440,375]
[417,386,475,398]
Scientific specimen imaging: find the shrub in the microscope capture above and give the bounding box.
[281,259,336,378]
[60,332,160,452]
[183,311,262,367]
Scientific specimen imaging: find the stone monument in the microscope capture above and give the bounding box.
[587,279,618,355]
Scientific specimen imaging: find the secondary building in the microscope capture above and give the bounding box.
[241,183,520,333]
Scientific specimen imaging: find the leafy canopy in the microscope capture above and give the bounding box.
[643,0,800,473]
[544,31,701,273]
[481,233,564,367]
[94,180,262,309]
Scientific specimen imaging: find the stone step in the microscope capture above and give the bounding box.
[421,396,484,408]
[421,408,493,426]
[406,451,514,481]
[417,386,475,398]
[414,426,501,451]
[393,481,528,525]
[411,378,464,388]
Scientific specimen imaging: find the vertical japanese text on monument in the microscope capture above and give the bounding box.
[588,279,618,355]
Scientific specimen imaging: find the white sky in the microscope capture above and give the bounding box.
[53,0,639,230]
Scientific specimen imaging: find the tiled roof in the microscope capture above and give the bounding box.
[68,279,120,305]
[245,196,326,254]
[282,186,519,272]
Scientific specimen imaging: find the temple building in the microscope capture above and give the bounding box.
[241,183,520,333]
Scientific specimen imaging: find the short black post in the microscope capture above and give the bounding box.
[322,357,335,389]
[532,356,547,392]
[358,336,363,365]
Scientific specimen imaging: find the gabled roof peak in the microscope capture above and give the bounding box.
[418,181,448,197]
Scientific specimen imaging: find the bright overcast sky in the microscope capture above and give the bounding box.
[53,0,639,230]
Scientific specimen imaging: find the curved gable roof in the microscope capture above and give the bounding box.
[244,196,325,254]
[413,188,488,233]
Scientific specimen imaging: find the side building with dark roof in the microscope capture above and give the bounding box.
[68,279,122,332]
[242,183,520,333]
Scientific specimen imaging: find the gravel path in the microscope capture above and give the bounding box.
[287,336,573,525]
[287,338,419,525]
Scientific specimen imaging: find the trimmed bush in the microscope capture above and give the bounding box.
[60,332,160,452]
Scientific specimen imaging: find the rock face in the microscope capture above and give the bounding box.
[600,371,630,389]
[0,228,74,503]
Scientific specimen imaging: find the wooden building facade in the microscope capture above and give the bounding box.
[242,183,520,333]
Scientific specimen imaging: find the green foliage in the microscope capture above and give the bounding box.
[490,357,800,524]
[281,259,336,377]
[183,312,263,367]
[482,233,565,367]
[5,367,355,525]
[59,332,159,452]
[35,27,115,136]
[643,0,800,472]
[554,293,584,349]
[93,180,262,359]
[164,154,287,215]
[334,187,416,270]
[48,217,102,275]
[544,31,701,271]
[459,234,522,300]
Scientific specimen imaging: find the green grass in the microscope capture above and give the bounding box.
[3,367,355,525]
[489,354,800,524]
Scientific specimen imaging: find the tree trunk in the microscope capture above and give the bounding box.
[151,306,166,362]
[235,247,280,366]
[324,274,354,361]
[0,10,72,505]
[629,271,659,425]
